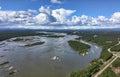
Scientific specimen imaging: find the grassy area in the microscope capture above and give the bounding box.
[100,50,113,61]
[24,41,44,47]
[82,32,116,61]
[111,44,120,52]
[99,56,115,70]
[112,58,120,67]
[98,57,120,77]
[86,42,114,61]
[68,40,90,54]
[98,67,118,77]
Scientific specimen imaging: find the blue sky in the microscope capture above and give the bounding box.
[0,0,120,29]
[1,0,120,17]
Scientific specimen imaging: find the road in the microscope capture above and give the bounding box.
[94,56,118,77]
[108,41,120,58]
[94,41,120,77]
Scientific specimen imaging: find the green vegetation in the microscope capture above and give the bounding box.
[70,30,120,77]
[100,50,113,61]
[70,59,103,77]
[111,44,120,52]
[68,40,90,54]
[42,35,64,38]
[0,30,37,41]
[24,41,44,47]
[81,31,117,61]
[70,70,90,77]
[112,58,120,67]
[1,29,120,77]
[82,35,114,61]
[12,38,24,41]
[98,67,118,77]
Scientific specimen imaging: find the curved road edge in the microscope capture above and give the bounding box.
[94,40,120,77]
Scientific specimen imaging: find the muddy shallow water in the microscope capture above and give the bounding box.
[0,35,102,77]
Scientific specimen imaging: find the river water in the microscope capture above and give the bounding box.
[0,35,102,77]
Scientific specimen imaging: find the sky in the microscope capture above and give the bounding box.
[0,0,120,29]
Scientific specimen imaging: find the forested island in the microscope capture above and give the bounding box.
[24,41,45,47]
[68,40,90,55]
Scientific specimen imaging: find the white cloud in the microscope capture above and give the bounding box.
[52,8,76,23]
[0,6,120,29]
[0,10,36,24]
[110,12,120,23]
[3,25,120,30]
[36,6,57,24]
[39,6,51,15]
[51,0,62,4]
[112,12,120,19]
[38,6,76,25]
[35,13,49,24]
[68,15,92,26]
[28,9,38,14]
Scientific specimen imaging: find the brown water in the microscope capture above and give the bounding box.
[0,35,102,77]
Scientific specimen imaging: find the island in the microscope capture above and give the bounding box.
[42,35,65,38]
[24,41,45,47]
[68,40,90,55]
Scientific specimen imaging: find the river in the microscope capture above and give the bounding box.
[0,34,102,77]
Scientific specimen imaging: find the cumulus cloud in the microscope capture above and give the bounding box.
[35,6,75,25]
[52,8,76,24]
[51,0,62,4]
[0,6,120,29]
[36,6,57,25]
[110,12,120,24]
[0,9,38,26]
[35,13,50,24]
[39,6,51,15]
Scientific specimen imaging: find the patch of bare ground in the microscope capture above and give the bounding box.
[112,67,120,76]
